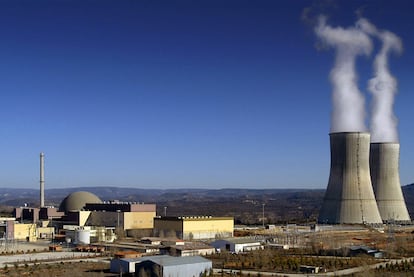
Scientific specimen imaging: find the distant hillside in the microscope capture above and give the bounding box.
[0,186,325,223]
[1,184,413,224]
[0,186,325,207]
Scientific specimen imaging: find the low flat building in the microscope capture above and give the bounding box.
[135,255,212,277]
[211,237,263,253]
[349,245,383,258]
[110,257,142,274]
[154,216,233,240]
[110,255,212,276]
[161,242,215,257]
[12,222,37,241]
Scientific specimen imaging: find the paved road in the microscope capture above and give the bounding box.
[0,251,105,268]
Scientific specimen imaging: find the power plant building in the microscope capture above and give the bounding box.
[80,202,156,230]
[370,143,411,222]
[154,216,234,240]
[318,132,382,224]
[58,192,156,231]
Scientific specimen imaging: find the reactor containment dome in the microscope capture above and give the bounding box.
[59,191,103,213]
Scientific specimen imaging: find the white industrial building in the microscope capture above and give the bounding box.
[110,255,212,276]
[135,255,212,277]
[211,237,262,253]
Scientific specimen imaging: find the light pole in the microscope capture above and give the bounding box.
[262,203,265,229]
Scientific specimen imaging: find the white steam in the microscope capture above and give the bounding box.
[315,16,372,133]
[357,18,402,143]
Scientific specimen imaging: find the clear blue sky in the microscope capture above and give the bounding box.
[0,0,413,189]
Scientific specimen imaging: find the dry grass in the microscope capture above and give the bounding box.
[0,261,115,277]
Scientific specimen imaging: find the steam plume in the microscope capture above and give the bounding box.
[357,18,402,143]
[315,16,372,133]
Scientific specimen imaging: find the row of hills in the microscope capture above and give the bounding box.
[1,184,413,224]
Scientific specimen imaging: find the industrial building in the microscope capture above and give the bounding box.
[349,245,384,258]
[160,242,215,257]
[0,219,35,241]
[54,191,156,231]
[110,255,213,276]
[318,132,382,224]
[58,192,156,243]
[134,255,212,277]
[370,143,411,222]
[84,202,156,230]
[153,216,233,240]
[211,237,262,253]
[12,190,156,243]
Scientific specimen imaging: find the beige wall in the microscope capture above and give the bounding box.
[123,212,156,230]
[154,217,234,239]
[37,227,54,239]
[183,218,233,239]
[79,211,91,226]
[14,223,37,241]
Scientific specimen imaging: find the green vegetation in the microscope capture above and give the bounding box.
[207,248,377,273]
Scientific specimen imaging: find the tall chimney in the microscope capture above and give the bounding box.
[318,132,382,224]
[370,143,410,222]
[40,152,45,208]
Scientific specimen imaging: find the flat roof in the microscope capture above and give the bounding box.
[169,243,214,251]
[214,237,260,244]
[139,255,211,267]
[155,216,233,221]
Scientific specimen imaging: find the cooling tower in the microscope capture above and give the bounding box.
[370,143,410,222]
[40,152,45,208]
[318,132,382,224]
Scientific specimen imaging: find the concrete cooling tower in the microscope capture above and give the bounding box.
[370,143,410,222]
[318,132,382,224]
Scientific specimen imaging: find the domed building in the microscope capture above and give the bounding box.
[59,191,102,213]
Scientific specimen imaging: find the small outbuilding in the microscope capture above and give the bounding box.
[211,237,262,253]
[349,245,383,258]
[110,257,142,274]
[161,242,215,257]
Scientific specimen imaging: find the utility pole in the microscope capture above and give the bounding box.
[262,203,265,229]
